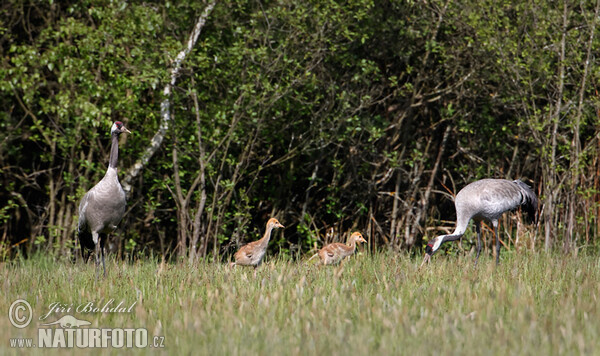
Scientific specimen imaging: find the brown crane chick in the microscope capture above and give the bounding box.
[311,232,367,266]
[231,218,284,268]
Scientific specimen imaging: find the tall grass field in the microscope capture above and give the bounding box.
[2,251,600,355]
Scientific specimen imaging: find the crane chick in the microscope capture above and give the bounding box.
[231,218,284,268]
[311,232,367,265]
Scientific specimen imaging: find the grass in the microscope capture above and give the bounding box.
[2,251,600,355]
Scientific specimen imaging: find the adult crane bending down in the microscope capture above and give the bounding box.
[421,178,538,266]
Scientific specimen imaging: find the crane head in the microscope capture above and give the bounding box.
[420,237,442,267]
[267,218,284,229]
[419,242,433,268]
[111,121,131,136]
[350,232,367,244]
[425,243,433,255]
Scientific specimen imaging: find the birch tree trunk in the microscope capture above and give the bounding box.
[121,1,217,194]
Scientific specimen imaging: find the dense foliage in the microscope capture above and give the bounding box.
[1,0,599,261]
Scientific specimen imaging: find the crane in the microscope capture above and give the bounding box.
[421,178,537,266]
[309,232,367,265]
[78,121,131,278]
[231,218,285,268]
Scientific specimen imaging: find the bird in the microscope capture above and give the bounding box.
[231,218,284,268]
[77,121,131,278]
[309,231,367,265]
[421,178,537,266]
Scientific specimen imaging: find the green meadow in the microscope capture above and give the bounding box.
[2,251,600,355]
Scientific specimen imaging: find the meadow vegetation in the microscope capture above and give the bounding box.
[3,251,600,355]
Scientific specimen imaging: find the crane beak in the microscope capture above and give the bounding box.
[277,223,285,228]
[123,127,132,134]
[419,253,431,268]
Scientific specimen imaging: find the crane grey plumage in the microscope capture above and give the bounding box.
[422,178,537,266]
[78,121,131,278]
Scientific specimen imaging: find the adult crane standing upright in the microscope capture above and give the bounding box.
[78,121,131,278]
[421,178,537,266]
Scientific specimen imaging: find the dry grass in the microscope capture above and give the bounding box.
[2,251,600,355]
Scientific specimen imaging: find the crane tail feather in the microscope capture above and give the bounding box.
[77,226,94,261]
[514,180,538,224]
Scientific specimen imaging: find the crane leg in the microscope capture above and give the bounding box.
[92,232,101,281]
[493,220,500,265]
[474,221,482,266]
[100,234,107,277]
[101,249,106,277]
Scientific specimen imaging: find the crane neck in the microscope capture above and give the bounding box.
[450,212,471,238]
[441,233,463,243]
[439,219,470,244]
[258,224,275,247]
[431,214,471,253]
[347,238,357,250]
[108,133,120,169]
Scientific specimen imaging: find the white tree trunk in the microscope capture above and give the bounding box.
[122,1,217,194]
